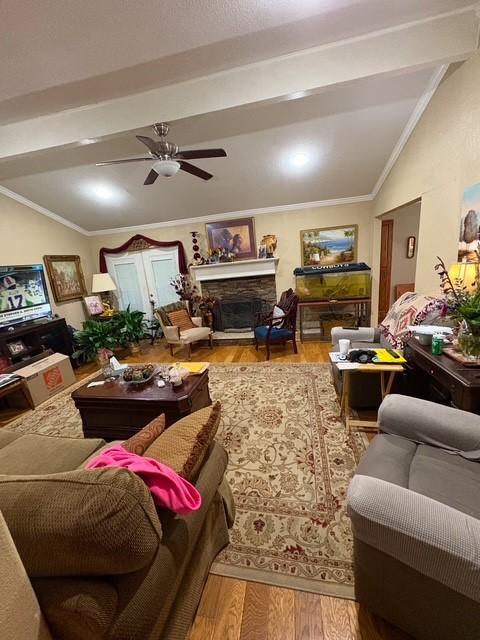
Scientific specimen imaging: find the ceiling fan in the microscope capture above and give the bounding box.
[96,122,226,184]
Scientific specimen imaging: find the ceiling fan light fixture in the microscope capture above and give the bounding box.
[152,159,181,177]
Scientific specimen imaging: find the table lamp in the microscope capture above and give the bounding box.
[448,262,479,293]
[92,273,117,313]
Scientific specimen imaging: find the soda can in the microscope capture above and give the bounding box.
[431,333,444,355]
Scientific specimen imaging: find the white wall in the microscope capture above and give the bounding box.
[0,193,94,327]
[372,53,480,316]
[88,201,374,297]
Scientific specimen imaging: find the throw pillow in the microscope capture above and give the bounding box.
[272,305,286,327]
[144,401,221,481]
[122,414,166,456]
[167,308,195,331]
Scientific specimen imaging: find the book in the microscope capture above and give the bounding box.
[175,362,210,375]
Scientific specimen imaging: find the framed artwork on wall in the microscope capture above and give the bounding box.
[458,182,480,262]
[205,217,256,260]
[406,236,416,259]
[43,255,87,303]
[300,224,358,266]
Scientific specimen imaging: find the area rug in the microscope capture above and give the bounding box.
[6,363,367,598]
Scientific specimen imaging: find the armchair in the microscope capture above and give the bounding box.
[254,289,298,360]
[347,394,480,640]
[155,301,212,359]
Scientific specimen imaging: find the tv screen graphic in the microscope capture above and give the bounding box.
[0,265,52,328]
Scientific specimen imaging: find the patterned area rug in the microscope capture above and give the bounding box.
[6,363,367,598]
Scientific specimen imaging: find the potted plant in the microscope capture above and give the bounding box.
[435,256,480,360]
[73,319,119,365]
[114,306,146,354]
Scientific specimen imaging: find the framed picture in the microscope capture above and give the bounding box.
[43,255,87,303]
[7,339,26,356]
[300,224,358,266]
[406,236,416,259]
[205,217,256,260]
[84,295,104,316]
[458,182,480,262]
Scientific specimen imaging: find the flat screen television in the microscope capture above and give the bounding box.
[0,265,52,329]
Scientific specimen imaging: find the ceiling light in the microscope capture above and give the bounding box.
[79,138,97,145]
[92,184,115,201]
[82,182,125,205]
[290,152,309,167]
[152,160,181,178]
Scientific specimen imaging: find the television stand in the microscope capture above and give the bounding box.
[0,318,72,368]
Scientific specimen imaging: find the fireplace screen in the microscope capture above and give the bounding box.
[213,296,269,332]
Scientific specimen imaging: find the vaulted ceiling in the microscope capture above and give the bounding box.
[0,0,477,233]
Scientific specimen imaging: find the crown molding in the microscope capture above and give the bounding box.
[371,64,448,197]
[0,184,89,235]
[87,195,374,236]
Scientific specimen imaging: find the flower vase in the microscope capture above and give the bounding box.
[458,324,480,362]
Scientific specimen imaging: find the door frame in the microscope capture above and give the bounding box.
[378,218,394,324]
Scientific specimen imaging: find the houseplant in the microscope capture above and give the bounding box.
[435,256,480,360]
[114,306,146,354]
[73,319,119,365]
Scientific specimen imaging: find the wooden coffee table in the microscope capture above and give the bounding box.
[71,369,211,440]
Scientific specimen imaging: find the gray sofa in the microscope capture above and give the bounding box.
[347,394,480,640]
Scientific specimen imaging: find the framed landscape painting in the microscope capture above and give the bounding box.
[43,255,87,303]
[206,217,256,260]
[458,182,480,262]
[300,224,358,266]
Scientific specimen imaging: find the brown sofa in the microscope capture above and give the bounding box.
[0,429,234,640]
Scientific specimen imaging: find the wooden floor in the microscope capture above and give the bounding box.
[1,339,411,639]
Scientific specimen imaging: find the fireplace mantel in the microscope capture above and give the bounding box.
[190,257,279,282]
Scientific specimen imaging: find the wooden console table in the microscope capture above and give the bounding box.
[298,298,371,342]
[404,338,480,414]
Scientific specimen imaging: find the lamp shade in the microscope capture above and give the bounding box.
[448,262,479,293]
[91,273,117,293]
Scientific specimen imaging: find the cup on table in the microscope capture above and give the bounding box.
[339,338,351,356]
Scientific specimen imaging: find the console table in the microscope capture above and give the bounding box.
[404,338,480,414]
[298,298,371,342]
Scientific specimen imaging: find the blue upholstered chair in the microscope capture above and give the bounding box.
[254,289,299,360]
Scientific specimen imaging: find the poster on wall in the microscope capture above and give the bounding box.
[458,182,480,262]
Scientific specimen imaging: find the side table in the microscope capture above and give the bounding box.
[336,362,404,432]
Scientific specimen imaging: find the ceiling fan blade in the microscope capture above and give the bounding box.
[176,148,227,160]
[136,135,159,153]
[96,157,152,166]
[144,169,159,185]
[179,161,213,181]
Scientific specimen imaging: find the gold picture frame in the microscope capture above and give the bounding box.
[43,255,87,303]
[205,217,256,260]
[300,224,358,266]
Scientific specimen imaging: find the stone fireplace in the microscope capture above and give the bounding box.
[190,258,279,335]
[202,275,276,331]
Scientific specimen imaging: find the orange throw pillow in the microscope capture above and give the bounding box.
[167,308,195,332]
[122,414,166,456]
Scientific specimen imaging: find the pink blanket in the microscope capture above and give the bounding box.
[86,445,201,515]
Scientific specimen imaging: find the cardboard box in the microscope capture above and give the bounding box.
[15,353,75,407]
